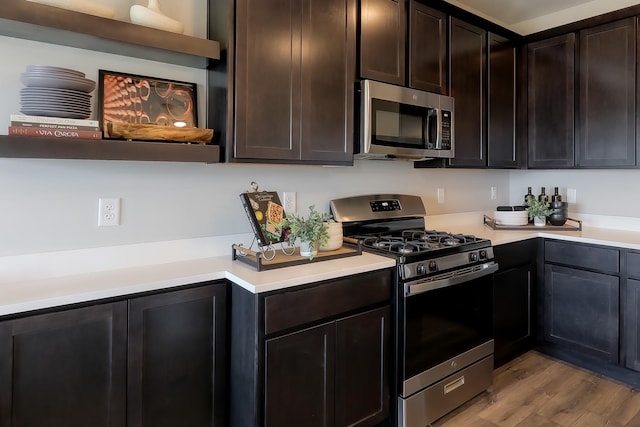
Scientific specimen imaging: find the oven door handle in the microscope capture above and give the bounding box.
[404,262,499,297]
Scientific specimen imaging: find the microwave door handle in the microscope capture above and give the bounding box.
[426,109,437,149]
[435,108,442,149]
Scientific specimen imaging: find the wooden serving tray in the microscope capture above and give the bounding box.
[232,243,362,271]
[483,215,582,231]
[106,122,214,144]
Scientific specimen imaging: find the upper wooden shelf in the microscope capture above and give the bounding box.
[0,136,220,163]
[0,0,220,68]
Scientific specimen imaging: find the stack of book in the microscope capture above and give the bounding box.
[8,114,102,140]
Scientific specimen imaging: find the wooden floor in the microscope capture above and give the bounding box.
[432,351,640,427]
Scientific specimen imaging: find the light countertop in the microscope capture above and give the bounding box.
[0,251,396,317]
[3,213,640,317]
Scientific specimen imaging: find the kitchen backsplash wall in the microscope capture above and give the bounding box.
[0,156,509,256]
[508,169,640,216]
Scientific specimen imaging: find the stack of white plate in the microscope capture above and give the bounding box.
[493,210,529,226]
[19,65,96,119]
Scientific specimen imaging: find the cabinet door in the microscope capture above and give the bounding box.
[300,0,355,163]
[0,302,127,427]
[128,283,227,427]
[625,278,640,372]
[448,18,486,167]
[265,322,336,427]
[544,264,619,363]
[409,2,447,94]
[359,0,405,85]
[487,33,517,168]
[235,0,301,161]
[578,18,636,167]
[335,306,390,427]
[527,34,575,168]
[493,265,534,367]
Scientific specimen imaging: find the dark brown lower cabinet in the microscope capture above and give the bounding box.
[625,278,640,372]
[493,239,538,367]
[0,281,227,427]
[231,269,392,427]
[265,307,389,427]
[542,241,620,364]
[128,283,227,427]
[0,302,128,427]
[544,264,619,363]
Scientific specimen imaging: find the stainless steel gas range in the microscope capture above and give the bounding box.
[331,194,498,427]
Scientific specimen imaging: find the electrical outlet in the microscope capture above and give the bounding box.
[567,188,577,204]
[437,188,445,204]
[98,198,121,226]
[491,186,497,200]
[283,192,297,214]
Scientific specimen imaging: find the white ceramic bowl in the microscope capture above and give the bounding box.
[493,210,528,226]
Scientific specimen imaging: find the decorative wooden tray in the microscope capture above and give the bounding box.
[106,123,214,144]
[483,215,582,231]
[232,242,362,272]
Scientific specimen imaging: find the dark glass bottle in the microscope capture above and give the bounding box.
[524,187,534,205]
[538,187,549,203]
[551,187,562,202]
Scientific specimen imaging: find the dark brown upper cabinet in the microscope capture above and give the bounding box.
[448,18,486,168]
[528,18,637,169]
[487,33,518,168]
[409,2,447,94]
[359,0,447,94]
[577,18,636,167]
[359,0,406,85]
[527,33,576,168]
[233,0,356,165]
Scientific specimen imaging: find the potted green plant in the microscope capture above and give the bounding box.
[526,198,551,226]
[283,205,333,259]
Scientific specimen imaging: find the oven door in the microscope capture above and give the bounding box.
[400,265,496,398]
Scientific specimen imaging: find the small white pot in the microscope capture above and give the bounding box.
[533,216,546,226]
[299,241,318,258]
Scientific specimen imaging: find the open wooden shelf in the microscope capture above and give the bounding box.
[0,0,220,68]
[0,136,220,163]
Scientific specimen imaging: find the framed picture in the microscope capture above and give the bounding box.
[98,70,198,134]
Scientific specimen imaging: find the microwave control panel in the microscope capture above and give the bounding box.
[440,110,452,150]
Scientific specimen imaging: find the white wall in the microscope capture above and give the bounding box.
[0,156,510,256]
[508,169,640,216]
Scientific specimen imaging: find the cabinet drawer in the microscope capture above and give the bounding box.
[545,240,619,273]
[264,269,392,335]
[627,252,640,279]
[494,238,538,271]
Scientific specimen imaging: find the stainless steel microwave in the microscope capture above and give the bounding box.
[356,80,455,160]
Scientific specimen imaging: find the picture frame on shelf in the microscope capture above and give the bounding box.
[97,70,198,137]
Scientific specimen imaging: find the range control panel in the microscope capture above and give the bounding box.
[370,199,402,212]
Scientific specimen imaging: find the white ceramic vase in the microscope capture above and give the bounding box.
[534,216,546,227]
[299,241,318,258]
[130,0,184,34]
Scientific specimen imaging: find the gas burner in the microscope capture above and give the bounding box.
[442,238,458,246]
[397,247,414,254]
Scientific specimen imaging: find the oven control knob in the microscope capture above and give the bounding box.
[469,252,479,262]
[416,264,426,275]
[428,261,437,272]
[479,250,487,259]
